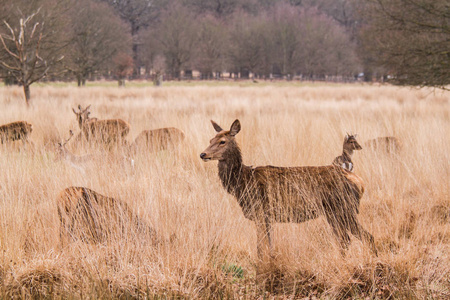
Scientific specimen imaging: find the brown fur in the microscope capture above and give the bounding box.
[57,186,156,245]
[0,121,33,144]
[131,127,185,152]
[332,134,362,172]
[72,105,130,145]
[200,120,377,260]
[365,136,402,154]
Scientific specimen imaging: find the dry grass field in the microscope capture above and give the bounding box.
[0,82,449,299]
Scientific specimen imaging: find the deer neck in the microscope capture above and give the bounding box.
[62,148,78,162]
[218,141,244,196]
[342,149,353,162]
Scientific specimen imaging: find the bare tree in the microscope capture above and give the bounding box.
[196,14,229,79]
[99,0,165,77]
[113,52,134,86]
[0,0,69,105]
[360,0,449,88]
[270,2,302,78]
[182,0,260,18]
[156,3,199,79]
[296,7,360,79]
[0,10,53,104]
[65,0,132,86]
[228,11,274,78]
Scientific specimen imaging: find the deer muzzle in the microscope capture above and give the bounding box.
[200,152,211,161]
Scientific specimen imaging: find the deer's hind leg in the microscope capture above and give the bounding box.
[325,212,351,255]
[323,198,352,254]
[348,215,378,256]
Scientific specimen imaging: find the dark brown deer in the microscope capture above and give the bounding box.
[131,127,185,152]
[0,121,33,145]
[200,120,377,262]
[72,105,130,145]
[332,133,362,172]
[57,186,156,245]
[365,136,402,154]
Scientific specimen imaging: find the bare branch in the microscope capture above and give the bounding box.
[0,60,21,71]
[0,34,20,60]
[3,20,16,41]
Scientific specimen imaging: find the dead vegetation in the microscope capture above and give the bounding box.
[0,83,448,299]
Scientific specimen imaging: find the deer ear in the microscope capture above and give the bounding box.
[82,105,91,113]
[72,108,78,114]
[230,119,241,136]
[211,120,223,132]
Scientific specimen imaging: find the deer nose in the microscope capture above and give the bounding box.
[200,153,206,159]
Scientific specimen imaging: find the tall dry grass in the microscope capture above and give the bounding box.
[0,83,449,298]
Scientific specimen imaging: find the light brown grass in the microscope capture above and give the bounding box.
[0,83,449,298]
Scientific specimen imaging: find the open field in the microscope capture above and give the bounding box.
[0,83,449,298]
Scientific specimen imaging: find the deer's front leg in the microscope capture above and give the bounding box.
[256,217,274,261]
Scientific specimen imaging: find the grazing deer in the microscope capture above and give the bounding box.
[364,136,402,154]
[72,105,130,145]
[56,130,135,174]
[57,186,156,245]
[200,120,377,263]
[55,130,94,164]
[131,127,185,152]
[0,121,33,145]
[332,134,362,172]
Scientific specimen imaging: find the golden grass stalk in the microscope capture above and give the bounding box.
[0,83,448,298]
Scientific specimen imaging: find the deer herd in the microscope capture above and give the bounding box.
[0,106,404,266]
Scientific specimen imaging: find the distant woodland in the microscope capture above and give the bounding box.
[0,0,448,94]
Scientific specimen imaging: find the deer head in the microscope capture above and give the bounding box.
[72,105,91,129]
[344,133,362,151]
[56,130,74,159]
[200,119,241,161]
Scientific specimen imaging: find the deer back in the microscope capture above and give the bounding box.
[82,119,130,143]
[132,127,185,151]
[247,165,364,222]
[57,186,153,244]
[365,136,402,153]
[0,121,33,143]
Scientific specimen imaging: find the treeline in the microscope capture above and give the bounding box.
[0,0,448,99]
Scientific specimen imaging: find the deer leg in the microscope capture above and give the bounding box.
[255,218,275,280]
[256,220,273,263]
[265,215,274,254]
[348,216,378,256]
[325,212,351,255]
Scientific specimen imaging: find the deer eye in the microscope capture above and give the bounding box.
[219,141,226,145]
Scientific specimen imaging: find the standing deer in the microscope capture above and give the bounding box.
[365,136,402,154]
[57,186,156,245]
[200,120,377,263]
[0,121,33,145]
[131,127,185,152]
[72,105,130,145]
[332,133,362,172]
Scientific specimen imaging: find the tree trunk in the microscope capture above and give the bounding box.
[154,73,162,87]
[23,84,31,106]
